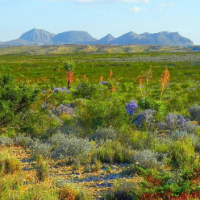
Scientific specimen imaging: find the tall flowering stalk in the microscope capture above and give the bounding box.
[144,67,153,97]
[138,75,144,96]
[138,68,153,97]
[159,67,170,96]
[100,76,104,82]
[110,85,115,92]
[109,70,113,80]
[64,61,75,89]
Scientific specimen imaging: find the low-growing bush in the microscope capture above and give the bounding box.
[15,134,34,147]
[91,127,117,142]
[104,180,137,200]
[0,136,13,147]
[50,134,94,163]
[189,105,200,122]
[134,150,162,169]
[30,140,52,160]
[58,183,92,200]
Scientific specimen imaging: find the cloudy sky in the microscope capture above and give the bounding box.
[1,0,199,44]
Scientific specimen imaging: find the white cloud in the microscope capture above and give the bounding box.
[155,3,176,11]
[123,0,149,3]
[43,0,150,3]
[130,6,145,13]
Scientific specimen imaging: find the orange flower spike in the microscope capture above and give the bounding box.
[159,67,170,95]
[110,85,115,92]
[100,76,104,82]
[138,75,144,87]
[66,71,74,83]
[109,70,113,80]
[43,77,47,82]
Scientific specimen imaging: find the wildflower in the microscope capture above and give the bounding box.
[125,100,138,116]
[109,70,113,80]
[66,71,74,89]
[110,85,115,92]
[138,75,144,96]
[100,76,104,82]
[159,67,170,96]
[100,81,108,85]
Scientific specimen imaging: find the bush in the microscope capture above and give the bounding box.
[15,135,33,147]
[78,99,128,131]
[133,109,156,130]
[50,134,94,162]
[189,105,200,122]
[73,81,98,99]
[30,140,52,160]
[0,136,13,147]
[91,127,117,142]
[134,150,162,169]
[104,180,137,200]
[0,75,40,132]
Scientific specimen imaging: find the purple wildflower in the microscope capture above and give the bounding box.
[126,100,138,116]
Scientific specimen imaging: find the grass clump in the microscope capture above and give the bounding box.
[35,158,49,182]
[0,152,21,175]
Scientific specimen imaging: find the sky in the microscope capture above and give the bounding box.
[0,0,200,44]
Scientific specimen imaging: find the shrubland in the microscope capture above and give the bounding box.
[0,50,200,199]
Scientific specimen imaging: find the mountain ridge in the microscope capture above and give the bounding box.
[0,29,194,47]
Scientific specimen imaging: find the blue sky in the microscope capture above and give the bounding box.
[1,0,200,44]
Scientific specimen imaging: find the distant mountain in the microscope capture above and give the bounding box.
[110,31,193,46]
[110,32,144,45]
[52,31,97,44]
[0,29,194,47]
[92,34,115,44]
[3,39,34,46]
[19,28,55,44]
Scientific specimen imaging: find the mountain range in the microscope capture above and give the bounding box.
[0,28,194,47]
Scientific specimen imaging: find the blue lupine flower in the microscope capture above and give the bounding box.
[125,100,138,116]
[100,81,108,85]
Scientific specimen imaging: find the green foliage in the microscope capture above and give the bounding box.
[0,75,40,131]
[64,61,76,72]
[78,98,128,131]
[138,98,167,120]
[73,81,99,99]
